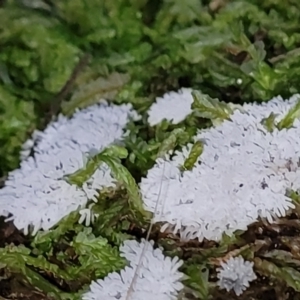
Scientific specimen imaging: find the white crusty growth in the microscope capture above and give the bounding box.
[147,88,194,126]
[0,102,139,234]
[217,256,257,296]
[82,239,184,300]
[141,95,300,242]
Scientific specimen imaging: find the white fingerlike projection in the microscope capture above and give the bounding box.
[141,95,299,241]
[82,239,184,300]
[217,256,257,296]
[0,102,139,234]
[148,88,193,126]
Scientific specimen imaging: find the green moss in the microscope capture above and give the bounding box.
[0,85,35,175]
[1,0,300,176]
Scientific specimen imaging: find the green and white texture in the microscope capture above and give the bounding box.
[142,92,299,242]
[2,89,300,297]
[0,101,139,234]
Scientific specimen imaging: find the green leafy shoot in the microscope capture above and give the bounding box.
[261,112,278,132]
[0,245,66,298]
[98,150,151,221]
[191,90,233,123]
[65,145,128,186]
[182,141,203,171]
[277,98,300,130]
[125,134,156,173]
[156,128,187,159]
[100,227,132,247]
[288,189,300,203]
[32,210,83,252]
[254,257,300,292]
[65,145,149,221]
[182,264,210,300]
[92,194,129,233]
[70,228,126,278]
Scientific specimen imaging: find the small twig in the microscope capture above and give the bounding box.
[268,47,300,64]
[210,244,252,267]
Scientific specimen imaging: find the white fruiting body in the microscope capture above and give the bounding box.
[141,95,299,241]
[217,256,257,296]
[82,239,184,300]
[0,102,139,234]
[148,88,194,126]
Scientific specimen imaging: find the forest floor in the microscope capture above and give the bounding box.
[1,0,300,299]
